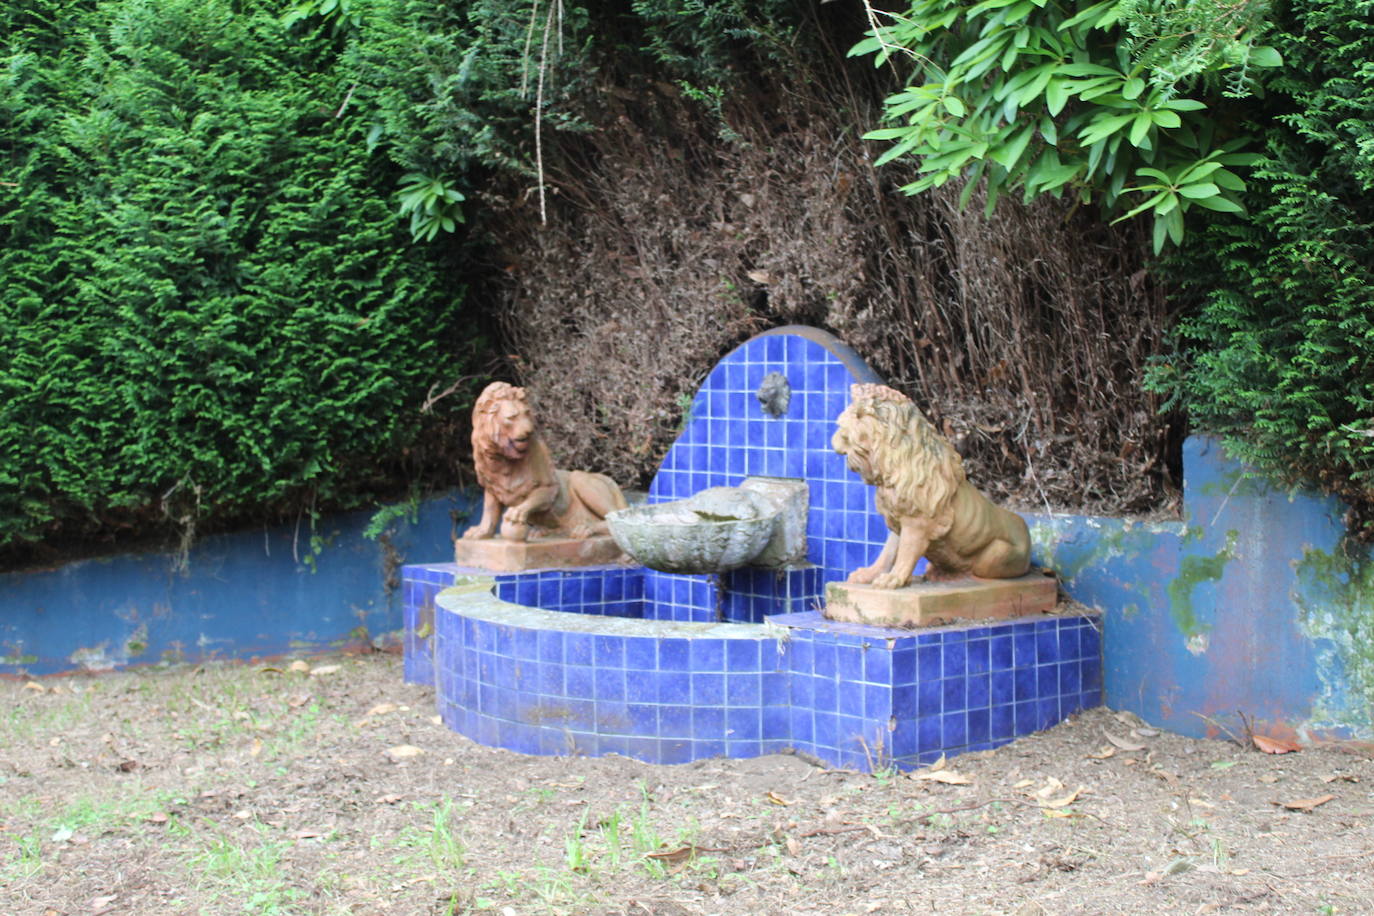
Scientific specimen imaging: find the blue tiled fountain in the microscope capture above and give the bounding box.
[404,327,1100,770]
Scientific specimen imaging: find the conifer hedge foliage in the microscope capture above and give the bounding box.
[0,0,472,559]
[1158,0,1374,537]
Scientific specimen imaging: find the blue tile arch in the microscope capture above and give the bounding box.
[646,326,886,589]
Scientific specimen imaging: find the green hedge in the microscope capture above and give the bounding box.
[1156,0,1374,536]
[0,0,472,554]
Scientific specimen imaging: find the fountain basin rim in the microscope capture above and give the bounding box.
[437,576,786,640]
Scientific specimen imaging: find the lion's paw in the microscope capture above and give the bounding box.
[461,526,491,540]
[871,572,910,590]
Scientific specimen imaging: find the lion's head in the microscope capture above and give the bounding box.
[832,383,965,517]
[471,381,537,463]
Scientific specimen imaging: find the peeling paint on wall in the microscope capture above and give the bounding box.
[1166,529,1237,641]
[1294,544,1374,734]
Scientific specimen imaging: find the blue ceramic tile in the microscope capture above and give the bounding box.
[691,672,724,706]
[565,666,594,700]
[967,709,990,745]
[762,706,788,740]
[1082,656,1102,689]
[892,684,916,719]
[942,641,967,679]
[1081,625,1102,660]
[761,672,788,706]
[660,704,692,738]
[814,675,838,711]
[917,643,941,678]
[790,708,814,744]
[991,670,1014,706]
[857,648,890,683]
[626,735,658,763]
[1014,667,1038,702]
[726,739,762,760]
[600,734,630,757]
[659,638,690,670]
[789,672,814,707]
[1060,660,1082,695]
[595,667,626,701]
[966,639,990,674]
[917,716,942,753]
[727,707,761,741]
[836,646,864,682]
[1013,629,1037,669]
[1035,626,1060,664]
[892,648,916,685]
[533,659,560,694]
[689,639,725,671]
[942,677,966,712]
[994,634,1016,670]
[812,711,837,750]
[625,637,655,672]
[647,670,683,705]
[537,630,564,664]
[918,679,942,717]
[566,633,594,667]
[594,635,624,669]
[596,700,629,731]
[693,706,726,738]
[1037,697,1061,731]
[990,703,1014,740]
[864,683,891,719]
[1014,700,1038,734]
[966,673,990,709]
[727,673,761,707]
[1036,664,1058,698]
[628,703,657,734]
[838,679,864,716]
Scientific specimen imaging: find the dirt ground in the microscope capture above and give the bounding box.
[3,652,1371,916]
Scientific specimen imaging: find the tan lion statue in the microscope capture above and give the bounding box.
[463,381,628,542]
[832,383,1032,588]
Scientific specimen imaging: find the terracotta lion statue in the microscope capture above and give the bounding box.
[462,382,628,542]
[832,383,1031,588]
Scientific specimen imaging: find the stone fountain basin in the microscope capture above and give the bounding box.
[607,487,775,574]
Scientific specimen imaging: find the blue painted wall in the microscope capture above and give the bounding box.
[1,491,474,676]
[1033,436,1373,744]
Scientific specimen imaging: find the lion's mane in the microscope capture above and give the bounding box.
[836,383,964,522]
[470,381,535,496]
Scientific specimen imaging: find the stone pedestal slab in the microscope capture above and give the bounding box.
[823,572,1058,628]
[453,535,625,572]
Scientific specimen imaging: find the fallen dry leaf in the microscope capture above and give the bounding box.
[293,829,325,840]
[287,694,311,708]
[288,660,310,673]
[785,835,801,856]
[1088,746,1117,760]
[367,703,399,717]
[148,812,169,825]
[1039,788,1083,808]
[250,738,263,757]
[375,794,404,805]
[1276,794,1335,812]
[912,769,973,785]
[765,791,793,806]
[1253,734,1302,754]
[385,744,425,761]
[1105,731,1147,752]
[1012,778,1034,789]
[309,664,341,677]
[23,681,45,692]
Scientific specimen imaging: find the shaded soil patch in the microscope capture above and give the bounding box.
[3,654,1371,914]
